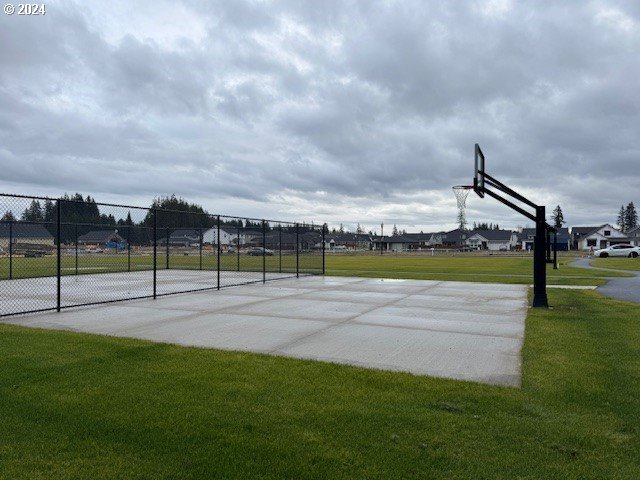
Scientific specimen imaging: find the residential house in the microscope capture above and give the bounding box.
[159,229,202,247]
[0,222,54,250]
[465,229,518,251]
[627,226,640,246]
[439,229,471,248]
[203,227,241,246]
[370,235,415,252]
[521,227,571,251]
[571,224,629,250]
[77,230,125,247]
[325,233,372,250]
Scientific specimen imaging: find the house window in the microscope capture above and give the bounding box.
[604,230,611,236]
[587,239,597,247]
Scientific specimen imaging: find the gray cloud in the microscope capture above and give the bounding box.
[0,0,638,231]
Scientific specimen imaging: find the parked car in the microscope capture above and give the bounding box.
[247,247,274,256]
[593,244,640,258]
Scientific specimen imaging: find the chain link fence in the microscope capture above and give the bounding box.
[0,193,325,316]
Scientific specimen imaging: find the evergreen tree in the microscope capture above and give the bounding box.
[21,200,44,222]
[626,202,638,231]
[458,210,467,230]
[392,224,399,236]
[551,205,565,230]
[617,205,626,232]
[1,210,16,221]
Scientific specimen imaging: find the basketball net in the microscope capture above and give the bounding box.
[452,186,472,230]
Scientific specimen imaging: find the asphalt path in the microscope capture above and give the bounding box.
[571,258,640,304]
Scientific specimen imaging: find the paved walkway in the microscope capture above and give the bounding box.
[571,258,640,304]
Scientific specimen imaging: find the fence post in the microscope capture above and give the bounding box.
[166,227,170,269]
[153,209,157,299]
[56,200,61,312]
[279,225,282,273]
[127,226,131,272]
[237,226,240,272]
[262,220,266,283]
[322,223,326,275]
[296,222,299,278]
[8,220,12,280]
[217,216,221,290]
[199,227,203,271]
[75,223,78,275]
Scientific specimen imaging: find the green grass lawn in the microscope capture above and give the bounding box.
[0,252,322,279]
[591,257,640,271]
[326,254,630,286]
[1,253,628,286]
[1,289,639,479]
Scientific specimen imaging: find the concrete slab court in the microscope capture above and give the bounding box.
[3,276,528,387]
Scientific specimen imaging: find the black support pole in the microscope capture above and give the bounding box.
[166,227,170,270]
[262,220,266,283]
[127,226,131,272]
[553,231,558,270]
[199,228,203,271]
[237,227,240,272]
[296,223,299,278]
[322,223,326,275]
[75,223,79,275]
[278,225,282,273]
[8,220,12,280]
[56,200,61,312]
[153,209,157,299]
[532,206,548,308]
[217,216,221,290]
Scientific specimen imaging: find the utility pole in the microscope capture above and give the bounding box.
[380,223,384,255]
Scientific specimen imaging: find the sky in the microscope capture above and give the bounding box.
[1,0,638,233]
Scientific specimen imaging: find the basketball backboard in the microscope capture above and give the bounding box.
[474,143,485,198]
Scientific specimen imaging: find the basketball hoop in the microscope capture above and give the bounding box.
[452,185,473,230]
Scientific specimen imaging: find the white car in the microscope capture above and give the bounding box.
[593,244,640,258]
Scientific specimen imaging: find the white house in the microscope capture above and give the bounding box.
[465,230,518,251]
[627,226,640,246]
[203,227,245,246]
[572,224,629,250]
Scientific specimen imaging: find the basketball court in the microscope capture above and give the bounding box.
[3,275,527,386]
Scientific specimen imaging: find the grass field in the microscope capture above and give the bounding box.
[1,253,629,286]
[325,254,630,286]
[2,253,638,477]
[1,288,639,479]
[0,252,322,279]
[590,257,640,271]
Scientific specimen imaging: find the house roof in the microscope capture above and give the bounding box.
[627,226,640,236]
[570,225,618,237]
[468,229,515,241]
[78,230,123,243]
[521,227,570,241]
[0,222,53,239]
[440,229,470,243]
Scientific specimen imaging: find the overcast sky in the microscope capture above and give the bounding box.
[1,0,638,232]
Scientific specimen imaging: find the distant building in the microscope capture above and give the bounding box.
[571,224,630,250]
[77,230,125,247]
[0,222,54,249]
[627,226,640,246]
[521,227,570,251]
[465,230,518,251]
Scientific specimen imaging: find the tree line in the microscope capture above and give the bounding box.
[2,194,316,245]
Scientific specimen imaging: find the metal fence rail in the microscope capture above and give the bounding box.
[0,193,325,317]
